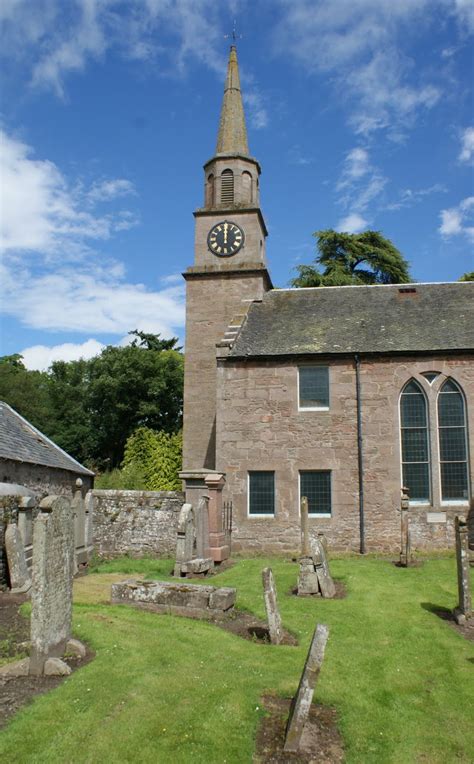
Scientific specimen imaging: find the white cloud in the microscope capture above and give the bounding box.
[0,129,138,257]
[21,338,105,371]
[459,127,474,164]
[273,0,446,136]
[87,178,137,203]
[439,196,474,242]
[453,0,474,33]
[385,183,447,211]
[0,127,185,338]
[336,213,368,233]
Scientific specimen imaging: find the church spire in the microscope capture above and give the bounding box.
[216,45,249,156]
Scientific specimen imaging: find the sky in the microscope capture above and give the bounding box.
[1,0,473,371]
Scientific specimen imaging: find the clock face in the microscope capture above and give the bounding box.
[207,220,244,256]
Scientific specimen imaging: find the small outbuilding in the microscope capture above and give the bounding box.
[0,401,94,497]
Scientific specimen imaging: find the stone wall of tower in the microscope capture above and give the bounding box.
[182,270,269,470]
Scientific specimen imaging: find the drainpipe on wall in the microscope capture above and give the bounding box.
[355,354,366,554]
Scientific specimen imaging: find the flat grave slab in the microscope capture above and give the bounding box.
[111,579,236,618]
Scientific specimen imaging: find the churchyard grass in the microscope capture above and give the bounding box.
[0,556,473,763]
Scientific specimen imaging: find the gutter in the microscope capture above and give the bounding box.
[355,354,365,554]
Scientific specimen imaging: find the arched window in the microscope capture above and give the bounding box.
[242,171,252,203]
[220,169,234,204]
[437,379,469,501]
[400,380,430,501]
[205,174,214,207]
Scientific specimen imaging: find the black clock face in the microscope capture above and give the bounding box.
[207,220,244,256]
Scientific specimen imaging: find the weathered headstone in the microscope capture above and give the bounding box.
[29,495,75,676]
[399,487,413,567]
[284,623,330,753]
[262,567,283,645]
[453,515,472,625]
[5,523,31,593]
[195,496,211,559]
[297,497,335,598]
[174,503,213,577]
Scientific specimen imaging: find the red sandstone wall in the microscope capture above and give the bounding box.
[216,354,474,553]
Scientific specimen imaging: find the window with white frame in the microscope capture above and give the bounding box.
[248,471,275,516]
[299,471,332,516]
[298,366,329,409]
[400,379,431,502]
[437,379,469,502]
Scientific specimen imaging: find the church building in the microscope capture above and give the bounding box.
[181,46,474,554]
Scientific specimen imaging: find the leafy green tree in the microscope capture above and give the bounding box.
[99,426,182,490]
[458,272,474,282]
[291,229,411,287]
[128,330,182,352]
[0,355,52,432]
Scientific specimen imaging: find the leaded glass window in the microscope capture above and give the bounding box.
[400,380,430,501]
[300,471,331,515]
[438,380,469,501]
[248,471,275,515]
[298,366,329,409]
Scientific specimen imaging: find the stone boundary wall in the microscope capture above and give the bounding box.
[92,490,184,558]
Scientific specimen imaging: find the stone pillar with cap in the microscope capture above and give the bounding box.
[204,472,229,562]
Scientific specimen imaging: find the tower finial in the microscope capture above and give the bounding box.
[216,42,249,156]
[224,20,242,45]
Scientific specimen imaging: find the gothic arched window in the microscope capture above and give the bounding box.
[205,174,214,207]
[437,379,470,501]
[400,380,431,501]
[220,169,234,204]
[242,171,252,203]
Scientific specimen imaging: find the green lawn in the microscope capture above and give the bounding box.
[1,556,473,763]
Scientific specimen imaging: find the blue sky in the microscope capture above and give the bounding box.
[1,0,473,370]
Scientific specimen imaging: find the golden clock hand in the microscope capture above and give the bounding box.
[223,222,228,243]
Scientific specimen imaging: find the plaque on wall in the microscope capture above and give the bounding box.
[426,512,447,524]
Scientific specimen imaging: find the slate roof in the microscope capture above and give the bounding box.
[230,282,474,358]
[0,402,94,476]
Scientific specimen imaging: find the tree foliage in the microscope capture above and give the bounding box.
[121,427,182,490]
[0,332,184,470]
[458,271,474,282]
[291,229,412,287]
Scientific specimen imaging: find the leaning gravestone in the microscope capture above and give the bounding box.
[5,523,31,594]
[29,495,76,676]
[174,502,213,577]
[453,515,472,625]
[284,623,330,753]
[297,498,336,598]
[262,567,283,645]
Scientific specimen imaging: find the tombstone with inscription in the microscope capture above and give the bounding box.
[297,498,336,598]
[262,567,283,645]
[5,523,31,594]
[453,515,472,625]
[174,502,213,577]
[284,623,330,753]
[399,487,414,567]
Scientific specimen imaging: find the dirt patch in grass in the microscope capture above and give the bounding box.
[422,602,474,642]
[213,610,298,646]
[0,592,93,730]
[254,694,344,763]
[288,581,347,599]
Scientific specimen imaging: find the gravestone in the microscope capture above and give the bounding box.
[262,567,283,645]
[297,497,335,598]
[29,495,76,676]
[284,623,330,753]
[399,487,414,567]
[174,503,213,577]
[453,515,472,625]
[5,523,31,593]
[195,496,211,559]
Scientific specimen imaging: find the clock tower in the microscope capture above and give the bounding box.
[182,45,271,472]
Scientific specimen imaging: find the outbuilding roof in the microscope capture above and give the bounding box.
[230,282,474,358]
[0,401,94,476]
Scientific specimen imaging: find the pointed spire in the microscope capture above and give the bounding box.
[216,46,249,156]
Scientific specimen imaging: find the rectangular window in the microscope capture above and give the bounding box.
[300,471,331,516]
[248,471,275,516]
[298,366,329,409]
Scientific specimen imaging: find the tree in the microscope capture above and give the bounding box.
[458,272,474,282]
[128,330,182,352]
[120,427,182,490]
[0,355,52,432]
[291,229,412,287]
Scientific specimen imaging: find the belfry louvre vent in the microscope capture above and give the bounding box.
[221,170,234,204]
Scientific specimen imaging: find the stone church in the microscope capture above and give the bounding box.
[181,46,474,554]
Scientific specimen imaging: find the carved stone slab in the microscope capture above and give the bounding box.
[284,623,329,753]
[454,515,472,624]
[262,567,283,645]
[5,523,31,593]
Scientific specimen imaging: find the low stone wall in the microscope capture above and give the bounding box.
[92,490,184,558]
